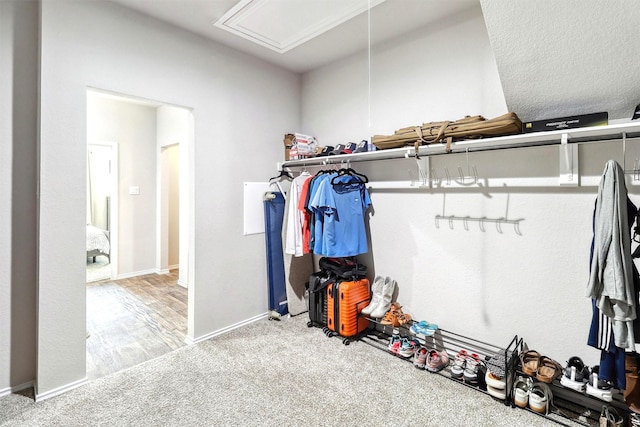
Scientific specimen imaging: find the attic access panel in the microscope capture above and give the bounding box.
[214,0,385,53]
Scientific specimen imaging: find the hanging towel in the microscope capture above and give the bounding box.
[586,160,636,351]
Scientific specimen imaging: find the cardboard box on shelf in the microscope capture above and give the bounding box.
[283,133,294,161]
[283,132,317,160]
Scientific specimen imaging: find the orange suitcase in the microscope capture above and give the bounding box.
[326,278,370,342]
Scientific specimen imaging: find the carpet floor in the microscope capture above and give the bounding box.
[0,315,583,426]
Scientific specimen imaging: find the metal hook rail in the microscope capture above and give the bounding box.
[435,215,523,235]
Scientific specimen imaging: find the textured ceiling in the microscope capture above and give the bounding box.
[480,0,640,121]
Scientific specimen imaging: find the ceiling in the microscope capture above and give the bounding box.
[108,0,640,121]
[480,0,640,121]
[107,0,477,73]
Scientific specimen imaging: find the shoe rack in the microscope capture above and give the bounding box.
[358,318,522,407]
[357,318,635,426]
[514,358,631,426]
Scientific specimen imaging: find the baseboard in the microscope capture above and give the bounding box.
[155,265,178,276]
[35,377,89,402]
[177,279,188,288]
[115,268,157,280]
[184,312,268,345]
[0,380,35,398]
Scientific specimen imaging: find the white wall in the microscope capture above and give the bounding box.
[159,144,180,270]
[300,3,621,366]
[167,145,180,268]
[0,0,38,395]
[87,95,159,276]
[157,105,189,276]
[302,4,507,144]
[37,0,299,398]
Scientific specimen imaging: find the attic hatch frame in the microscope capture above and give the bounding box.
[278,121,640,189]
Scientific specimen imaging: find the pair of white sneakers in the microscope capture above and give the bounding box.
[361,275,397,319]
[513,376,553,415]
[559,358,613,402]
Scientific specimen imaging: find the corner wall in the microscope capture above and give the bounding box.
[0,0,38,395]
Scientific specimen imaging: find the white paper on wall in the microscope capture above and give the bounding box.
[243,182,271,235]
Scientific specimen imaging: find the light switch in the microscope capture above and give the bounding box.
[129,186,140,195]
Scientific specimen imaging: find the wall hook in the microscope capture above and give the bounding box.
[448,215,455,229]
[430,168,439,186]
[444,167,451,185]
[496,217,504,234]
[514,220,522,236]
[479,217,486,232]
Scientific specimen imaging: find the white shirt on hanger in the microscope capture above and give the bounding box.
[284,171,310,256]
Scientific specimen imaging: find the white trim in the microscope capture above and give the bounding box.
[35,377,89,402]
[177,279,188,288]
[155,269,170,275]
[184,312,267,345]
[115,268,157,280]
[213,0,385,54]
[0,380,35,398]
[168,264,179,271]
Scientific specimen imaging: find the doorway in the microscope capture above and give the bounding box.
[85,89,192,380]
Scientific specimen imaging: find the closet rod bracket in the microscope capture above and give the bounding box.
[559,133,579,187]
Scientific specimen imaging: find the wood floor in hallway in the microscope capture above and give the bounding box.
[86,270,187,380]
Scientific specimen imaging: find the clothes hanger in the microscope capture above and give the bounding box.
[269,169,293,182]
[331,168,369,185]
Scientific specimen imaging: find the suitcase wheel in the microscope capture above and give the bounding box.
[307,321,313,328]
[322,327,335,338]
[342,338,351,346]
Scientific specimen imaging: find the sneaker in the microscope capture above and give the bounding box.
[450,349,468,379]
[463,353,483,385]
[529,382,553,414]
[485,371,506,390]
[585,365,613,402]
[513,376,532,408]
[413,347,428,369]
[426,349,449,372]
[398,338,420,358]
[409,320,439,337]
[487,369,510,401]
[560,356,589,392]
[388,335,401,354]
